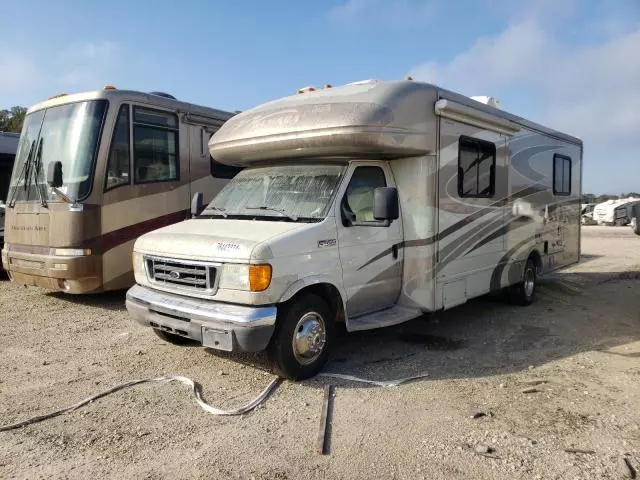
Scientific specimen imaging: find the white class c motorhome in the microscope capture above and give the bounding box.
[126,79,583,380]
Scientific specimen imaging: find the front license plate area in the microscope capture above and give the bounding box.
[201,327,233,352]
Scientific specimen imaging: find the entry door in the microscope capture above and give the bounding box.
[336,163,404,317]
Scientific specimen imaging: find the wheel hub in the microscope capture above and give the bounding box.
[292,312,327,365]
[524,268,535,297]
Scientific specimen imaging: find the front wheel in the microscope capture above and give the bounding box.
[509,259,537,306]
[267,293,334,380]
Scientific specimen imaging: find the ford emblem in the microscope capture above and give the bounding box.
[169,270,180,279]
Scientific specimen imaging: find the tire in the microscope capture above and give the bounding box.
[509,259,537,306]
[153,328,194,345]
[267,293,334,380]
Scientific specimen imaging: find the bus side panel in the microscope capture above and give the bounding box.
[502,131,582,287]
[390,156,438,311]
[100,103,192,290]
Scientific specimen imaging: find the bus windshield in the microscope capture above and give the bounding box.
[202,164,346,222]
[8,99,108,203]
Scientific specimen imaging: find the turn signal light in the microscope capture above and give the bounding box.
[249,264,272,292]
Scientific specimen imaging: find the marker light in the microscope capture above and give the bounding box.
[104,85,116,90]
[297,86,316,94]
[249,264,272,292]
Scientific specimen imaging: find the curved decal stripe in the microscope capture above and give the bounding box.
[88,209,189,254]
[490,237,535,291]
[355,183,554,272]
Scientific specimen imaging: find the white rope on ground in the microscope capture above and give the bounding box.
[0,370,429,432]
[318,372,429,387]
[0,375,282,432]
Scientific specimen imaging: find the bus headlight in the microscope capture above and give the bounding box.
[54,248,92,256]
[219,264,272,292]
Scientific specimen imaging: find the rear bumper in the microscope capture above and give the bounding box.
[1,246,100,293]
[125,284,277,353]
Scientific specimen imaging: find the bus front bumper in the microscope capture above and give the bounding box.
[1,247,101,294]
[125,284,277,353]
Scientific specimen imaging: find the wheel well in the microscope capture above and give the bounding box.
[287,283,344,323]
[528,250,542,274]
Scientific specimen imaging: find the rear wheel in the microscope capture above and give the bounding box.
[509,259,537,306]
[153,328,194,345]
[267,293,334,380]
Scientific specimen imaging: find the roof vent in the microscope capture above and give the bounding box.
[471,96,501,109]
[149,91,176,100]
[346,79,381,86]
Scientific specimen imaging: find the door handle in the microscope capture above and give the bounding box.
[392,244,398,260]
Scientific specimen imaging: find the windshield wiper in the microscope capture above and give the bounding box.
[245,205,298,221]
[202,206,228,218]
[8,140,36,208]
[32,138,47,208]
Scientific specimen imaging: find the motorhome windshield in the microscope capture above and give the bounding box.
[202,164,346,221]
[8,99,107,203]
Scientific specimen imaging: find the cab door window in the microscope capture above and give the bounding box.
[343,166,387,222]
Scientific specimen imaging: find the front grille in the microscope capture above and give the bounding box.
[145,256,217,293]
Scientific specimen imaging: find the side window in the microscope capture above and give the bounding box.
[553,154,572,195]
[211,157,243,179]
[457,136,496,198]
[344,166,387,222]
[105,104,130,191]
[133,107,179,184]
[206,131,242,179]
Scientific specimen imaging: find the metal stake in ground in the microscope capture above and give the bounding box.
[316,385,333,455]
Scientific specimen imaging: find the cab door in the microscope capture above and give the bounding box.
[335,162,404,317]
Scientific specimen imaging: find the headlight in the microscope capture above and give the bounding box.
[219,263,272,292]
[132,251,145,275]
[54,248,92,256]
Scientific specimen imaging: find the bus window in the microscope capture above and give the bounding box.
[105,104,130,190]
[133,107,179,183]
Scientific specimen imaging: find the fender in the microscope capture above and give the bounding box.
[279,274,348,318]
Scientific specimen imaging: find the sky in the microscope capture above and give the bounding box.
[0,0,638,194]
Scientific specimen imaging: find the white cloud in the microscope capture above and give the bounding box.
[329,0,437,30]
[409,13,640,193]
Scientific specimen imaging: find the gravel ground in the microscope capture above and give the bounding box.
[0,226,639,479]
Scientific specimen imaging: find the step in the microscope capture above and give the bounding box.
[347,305,423,332]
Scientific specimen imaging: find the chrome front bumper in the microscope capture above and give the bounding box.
[125,284,277,352]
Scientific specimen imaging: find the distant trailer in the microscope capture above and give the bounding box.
[0,131,20,266]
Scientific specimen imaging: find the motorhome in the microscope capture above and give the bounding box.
[126,79,583,379]
[592,197,640,226]
[0,131,20,266]
[2,88,238,293]
[580,203,597,225]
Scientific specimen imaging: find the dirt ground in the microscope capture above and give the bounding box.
[0,226,639,480]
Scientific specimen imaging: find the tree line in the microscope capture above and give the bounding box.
[583,193,640,204]
[0,106,27,133]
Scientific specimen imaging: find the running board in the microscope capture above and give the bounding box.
[346,305,423,332]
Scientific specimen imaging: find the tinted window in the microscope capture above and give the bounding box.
[105,104,130,190]
[133,107,179,184]
[211,157,243,179]
[458,137,496,198]
[344,166,387,222]
[553,154,572,195]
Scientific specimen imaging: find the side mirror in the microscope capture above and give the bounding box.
[191,192,204,217]
[373,187,399,222]
[47,161,63,188]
